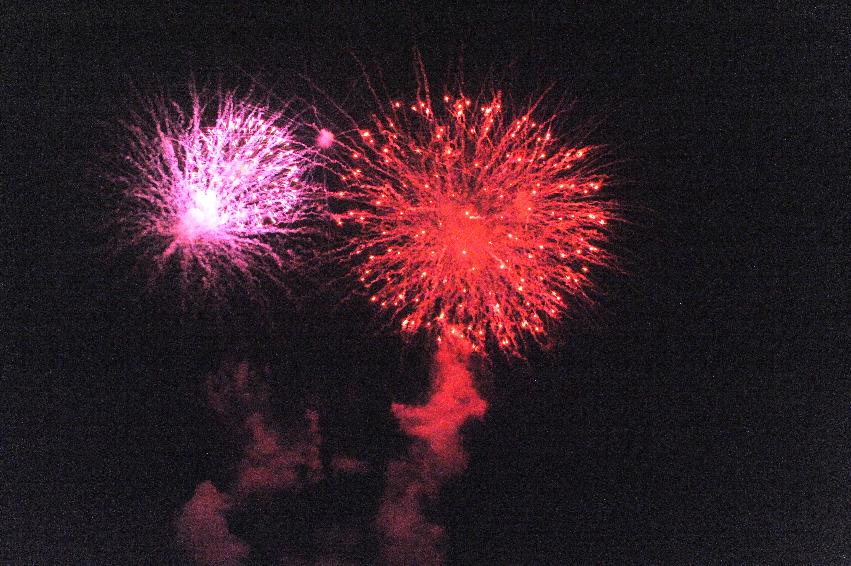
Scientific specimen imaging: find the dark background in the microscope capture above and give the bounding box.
[2,2,848,564]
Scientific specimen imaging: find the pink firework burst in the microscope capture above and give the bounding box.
[333,86,615,355]
[115,88,318,295]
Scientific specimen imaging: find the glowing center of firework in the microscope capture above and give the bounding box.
[434,202,494,265]
[179,188,228,240]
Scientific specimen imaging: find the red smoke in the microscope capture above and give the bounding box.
[176,363,324,564]
[378,337,487,564]
[234,411,320,496]
[175,481,249,566]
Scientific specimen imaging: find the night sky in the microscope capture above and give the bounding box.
[3,2,848,564]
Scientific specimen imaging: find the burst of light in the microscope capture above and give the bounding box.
[316,128,335,148]
[115,89,318,293]
[334,89,613,354]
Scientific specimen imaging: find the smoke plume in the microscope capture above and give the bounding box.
[176,362,324,564]
[378,337,488,565]
[175,481,249,566]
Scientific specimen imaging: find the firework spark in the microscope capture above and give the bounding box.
[334,88,613,355]
[115,88,318,294]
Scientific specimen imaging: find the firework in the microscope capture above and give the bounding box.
[316,128,336,149]
[115,88,318,294]
[334,87,613,355]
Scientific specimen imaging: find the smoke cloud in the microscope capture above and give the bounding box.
[175,481,249,566]
[176,362,324,565]
[234,410,321,495]
[378,337,488,565]
[177,351,484,565]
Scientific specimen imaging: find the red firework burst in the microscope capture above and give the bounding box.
[334,87,614,355]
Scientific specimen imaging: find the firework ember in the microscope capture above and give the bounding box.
[334,88,613,355]
[116,88,317,293]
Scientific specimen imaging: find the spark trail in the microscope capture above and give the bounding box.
[115,88,319,295]
[334,88,613,355]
